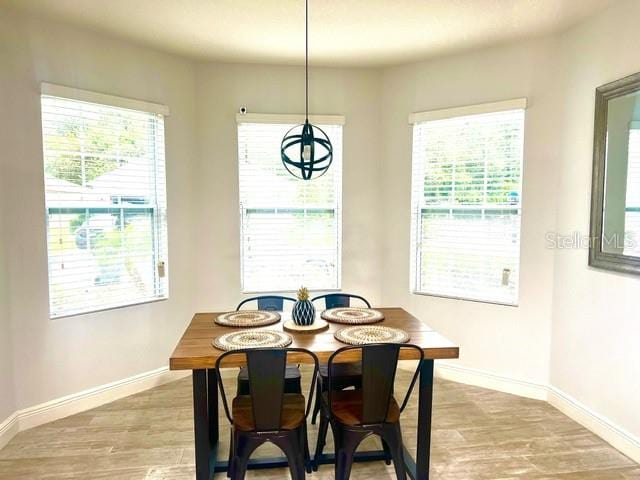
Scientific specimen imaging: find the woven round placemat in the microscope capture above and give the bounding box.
[215,310,281,328]
[212,329,293,351]
[334,325,410,345]
[321,307,384,324]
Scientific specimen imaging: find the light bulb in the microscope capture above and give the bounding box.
[302,144,311,161]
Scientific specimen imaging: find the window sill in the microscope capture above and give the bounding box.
[411,290,518,307]
[240,288,342,295]
[50,296,169,320]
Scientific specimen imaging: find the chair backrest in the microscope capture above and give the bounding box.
[236,295,297,312]
[326,343,423,425]
[216,348,319,432]
[311,293,371,309]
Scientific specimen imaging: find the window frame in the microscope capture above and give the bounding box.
[236,113,344,293]
[409,98,527,306]
[40,83,170,319]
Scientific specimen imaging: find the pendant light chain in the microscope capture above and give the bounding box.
[280,0,333,180]
[305,0,309,121]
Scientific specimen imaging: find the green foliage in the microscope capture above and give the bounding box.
[44,113,147,186]
[69,212,87,232]
[422,117,522,206]
[45,155,118,186]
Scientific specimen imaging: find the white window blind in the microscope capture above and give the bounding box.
[410,107,525,305]
[41,92,168,318]
[624,127,640,256]
[238,121,342,292]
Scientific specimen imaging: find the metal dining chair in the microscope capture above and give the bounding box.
[216,348,319,480]
[236,295,297,312]
[311,293,371,309]
[235,295,301,396]
[314,343,424,480]
[310,293,371,425]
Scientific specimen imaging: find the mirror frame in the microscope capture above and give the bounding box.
[589,71,640,275]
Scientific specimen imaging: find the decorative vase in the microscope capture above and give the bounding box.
[292,287,315,326]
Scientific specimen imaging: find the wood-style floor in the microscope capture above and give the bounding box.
[0,366,638,479]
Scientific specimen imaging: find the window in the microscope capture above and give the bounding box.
[409,100,526,305]
[41,85,168,318]
[625,125,640,256]
[237,116,343,292]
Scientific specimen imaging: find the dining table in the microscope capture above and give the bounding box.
[169,307,459,480]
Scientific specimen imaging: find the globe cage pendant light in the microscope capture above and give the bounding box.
[281,0,333,180]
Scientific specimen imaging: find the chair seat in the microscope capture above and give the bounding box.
[323,390,400,426]
[319,361,362,380]
[232,393,306,432]
[238,364,301,381]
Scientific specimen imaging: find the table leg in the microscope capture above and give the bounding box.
[416,359,434,480]
[193,369,218,480]
[208,369,219,445]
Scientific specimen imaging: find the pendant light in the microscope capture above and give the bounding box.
[281,0,333,180]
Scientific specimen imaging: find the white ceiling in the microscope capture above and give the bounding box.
[4,0,614,67]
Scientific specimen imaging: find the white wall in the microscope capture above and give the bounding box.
[0,231,15,424]
[0,10,198,410]
[0,137,16,424]
[550,0,640,440]
[1,13,19,425]
[379,38,561,386]
[193,63,383,310]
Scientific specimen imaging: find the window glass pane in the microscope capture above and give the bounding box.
[238,122,342,292]
[42,95,168,317]
[419,209,521,303]
[411,109,524,304]
[624,129,640,256]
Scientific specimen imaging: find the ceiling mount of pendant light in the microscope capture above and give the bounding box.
[281,0,333,181]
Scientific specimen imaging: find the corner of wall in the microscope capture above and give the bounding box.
[0,11,18,442]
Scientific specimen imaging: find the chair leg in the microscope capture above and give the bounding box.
[381,437,392,465]
[311,379,322,425]
[236,379,249,396]
[293,375,303,394]
[272,429,306,480]
[331,422,344,479]
[380,423,407,480]
[335,427,366,480]
[231,430,263,480]
[227,427,234,478]
[284,366,303,394]
[313,410,330,470]
[301,421,312,473]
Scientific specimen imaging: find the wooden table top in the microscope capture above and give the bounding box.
[169,307,459,370]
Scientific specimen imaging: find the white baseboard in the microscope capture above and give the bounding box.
[0,412,19,450]
[548,386,640,464]
[435,362,548,400]
[434,362,640,464]
[0,366,189,450]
